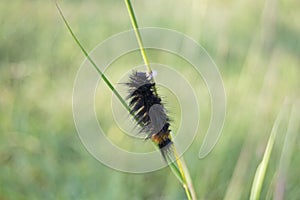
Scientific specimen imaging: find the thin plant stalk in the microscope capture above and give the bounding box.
[172,147,195,200]
[55,2,131,114]
[124,0,158,96]
[124,0,152,75]
[180,156,197,200]
[124,1,196,199]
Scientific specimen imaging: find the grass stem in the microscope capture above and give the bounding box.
[124,0,152,75]
[172,144,196,200]
[124,1,197,199]
[124,0,158,95]
[55,2,131,114]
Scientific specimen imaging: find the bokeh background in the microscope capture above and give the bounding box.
[1,0,299,199]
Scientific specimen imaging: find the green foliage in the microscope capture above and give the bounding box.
[0,0,299,199]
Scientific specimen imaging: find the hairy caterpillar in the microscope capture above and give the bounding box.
[126,71,173,160]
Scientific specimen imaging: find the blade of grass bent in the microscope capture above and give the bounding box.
[250,102,288,200]
[55,2,131,114]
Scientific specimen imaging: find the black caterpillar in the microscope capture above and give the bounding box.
[126,71,173,160]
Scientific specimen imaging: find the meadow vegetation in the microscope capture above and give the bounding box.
[0,0,299,199]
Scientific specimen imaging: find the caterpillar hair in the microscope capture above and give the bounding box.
[126,71,173,160]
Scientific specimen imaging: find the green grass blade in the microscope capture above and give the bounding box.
[250,102,288,200]
[178,157,197,200]
[167,158,193,200]
[54,2,131,114]
[168,161,185,184]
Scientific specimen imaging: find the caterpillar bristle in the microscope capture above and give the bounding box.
[126,71,174,160]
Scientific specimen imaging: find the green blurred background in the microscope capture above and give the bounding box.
[0,0,299,199]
